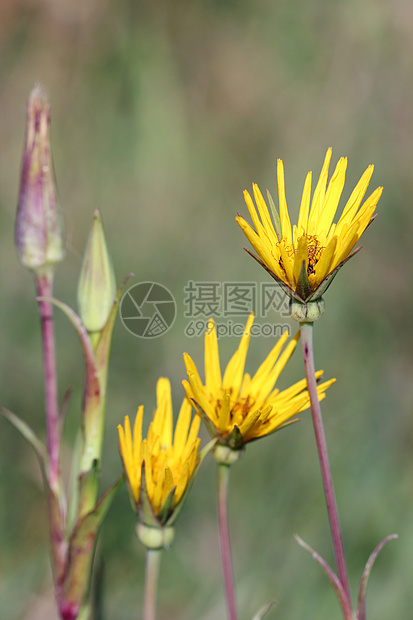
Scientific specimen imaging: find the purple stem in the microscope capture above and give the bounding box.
[300,321,352,618]
[35,271,60,490]
[218,463,238,620]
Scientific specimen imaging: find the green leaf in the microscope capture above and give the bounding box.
[294,534,352,618]
[252,599,276,620]
[356,534,398,620]
[0,406,67,581]
[59,476,124,618]
[0,406,48,471]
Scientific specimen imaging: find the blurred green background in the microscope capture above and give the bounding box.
[0,0,412,618]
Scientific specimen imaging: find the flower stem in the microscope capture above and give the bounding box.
[300,321,352,618]
[35,270,60,490]
[218,463,238,620]
[143,548,162,620]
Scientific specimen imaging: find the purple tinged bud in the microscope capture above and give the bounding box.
[15,85,65,272]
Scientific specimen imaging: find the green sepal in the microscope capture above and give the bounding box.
[252,599,276,620]
[243,249,302,302]
[58,475,124,617]
[138,460,159,528]
[137,438,216,528]
[307,247,362,302]
[266,189,282,241]
[190,399,219,439]
[245,418,300,444]
[157,485,177,526]
[295,260,312,302]
[225,424,243,449]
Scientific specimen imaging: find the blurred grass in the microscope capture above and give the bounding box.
[1,0,413,618]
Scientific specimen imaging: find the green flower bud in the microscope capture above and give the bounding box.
[15,85,65,273]
[77,209,116,333]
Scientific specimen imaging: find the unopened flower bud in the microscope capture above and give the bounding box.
[77,209,116,333]
[15,85,64,273]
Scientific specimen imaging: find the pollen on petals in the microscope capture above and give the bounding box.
[237,149,382,301]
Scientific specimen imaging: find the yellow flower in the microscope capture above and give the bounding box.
[237,148,382,302]
[183,314,334,451]
[118,378,201,527]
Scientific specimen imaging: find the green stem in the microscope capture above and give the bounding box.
[143,548,162,620]
[218,463,238,620]
[300,321,352,619]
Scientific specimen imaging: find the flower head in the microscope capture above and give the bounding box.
[183,314,334,454]
[237,149,382,303]
[15,85,64,274]
[118,378,201,529]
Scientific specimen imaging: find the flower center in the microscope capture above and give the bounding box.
[279,234,324,278]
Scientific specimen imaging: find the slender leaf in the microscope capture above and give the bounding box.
[294,534,352,618]
[357,534,398,620]
[59,476,124,617]
[252,599,276,620]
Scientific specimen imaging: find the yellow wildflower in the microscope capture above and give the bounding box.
[118,378,201,527]
[183,314,334,451]
[237,148,382,302]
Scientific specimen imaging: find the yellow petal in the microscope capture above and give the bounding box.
[204,318,222,394]
[277,239,295,287]
[132,406,144,463]
[317,157,347,238]
[314,236,338,283]
[248,331,289,399]
[236,216,284,279]
[335,165,374,231]
[308,148,332,234]
[252,183,279,247]
[222,313,254,399]
[160,465,175,508]
[277,159,292,246]
[183,354,217,423]
[218,391,231,435]
[293,235,309,285]
[173,398,192,457]
[155,377,173,448]
[297,171,312,235]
